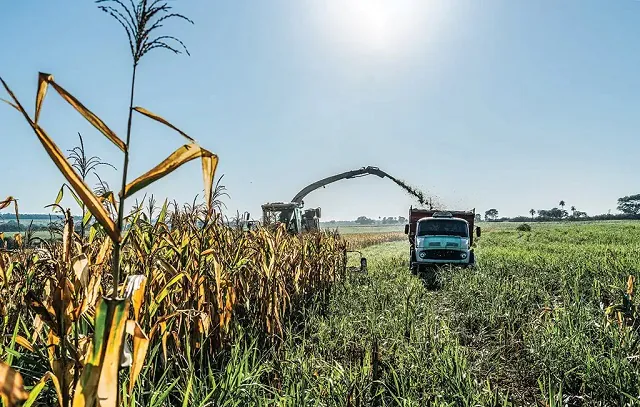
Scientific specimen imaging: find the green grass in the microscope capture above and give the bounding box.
[227,221,640,405]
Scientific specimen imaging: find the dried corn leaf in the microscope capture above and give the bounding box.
[0,77,121,243]
[124,275,147,321]
[95,237,112,265]
[132,107,194,142]
[0,197,14,210]
[125,320,150,395]
[36,73,126,151]
[13,336,33,353]
[201,153,219,210]
[22,371,63,407]
[123,144,218,201]
[72,298,129,407]
[73,254,90,288]
[96,298,129,407]
[0,361,28,407]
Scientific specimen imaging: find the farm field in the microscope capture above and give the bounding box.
[266,220,640,405]
[4,219,640,405]
[323,224,405,234]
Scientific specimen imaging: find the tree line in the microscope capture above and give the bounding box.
[483,194,640,222]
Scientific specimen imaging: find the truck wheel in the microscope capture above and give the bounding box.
[469,251,475,267]
[410,249,416,271]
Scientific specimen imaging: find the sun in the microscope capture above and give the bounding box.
[312,0,446,56]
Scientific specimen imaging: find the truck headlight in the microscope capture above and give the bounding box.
[419,251,427,259]
[460,253,467,259]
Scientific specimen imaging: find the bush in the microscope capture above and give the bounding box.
[517,223,532,232]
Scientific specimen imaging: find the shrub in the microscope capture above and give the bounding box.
[517,223,532,232]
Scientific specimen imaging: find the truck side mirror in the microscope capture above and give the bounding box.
[316,207,322,218]
[404,224,409,234]
[246,212,250,221]
[476,226,481,237]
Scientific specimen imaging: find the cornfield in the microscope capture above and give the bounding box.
[344,232,405,250]
[0,202,347,406]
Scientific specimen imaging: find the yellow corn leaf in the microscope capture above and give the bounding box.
[36,73,126,152]
[0,77,121,243]
[125,320,150,395]
[46,332,59,372]
[201,248,215,257]
[132,107,194,142]
[13,234,22,248]
[149,272,186,317]
[124,275,147,321]
[34,73,49,123]
[201,153,219,210]
[161,322,169,366]
[72,298,129,407]
[13,336,33,353]
[73,254,90,288]
[0,361,28,407]
[22,371,63,407]
[123,144,218,203]
[97,298,129,407]
[63,209,73,263]
[73,269,102,322]
[0,197,14,210]
[95,237,112,265]
[99,190,117,209]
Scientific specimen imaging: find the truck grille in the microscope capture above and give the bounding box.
[422,249,464,261]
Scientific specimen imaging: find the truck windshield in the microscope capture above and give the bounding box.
[417,219,468,237]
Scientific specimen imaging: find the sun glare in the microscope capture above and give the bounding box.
[313,0,448,56]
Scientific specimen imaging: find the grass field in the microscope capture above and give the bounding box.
[256,221,640,405]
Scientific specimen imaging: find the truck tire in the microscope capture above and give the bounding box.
[468,251,476,268]
[410,249,417,272]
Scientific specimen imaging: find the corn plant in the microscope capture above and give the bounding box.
[0,1,219,405]
[0,201,348,406]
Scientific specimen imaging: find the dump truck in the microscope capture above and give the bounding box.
[404,207,481,273]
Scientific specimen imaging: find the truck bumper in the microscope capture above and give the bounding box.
[412,249,474,268]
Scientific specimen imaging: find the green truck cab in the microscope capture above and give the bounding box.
[404,208,481,273]
[261,202,321,234]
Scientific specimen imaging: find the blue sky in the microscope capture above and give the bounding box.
[1,1,639,220]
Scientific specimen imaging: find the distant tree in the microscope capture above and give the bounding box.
[617,194,640,215]
[570,206,576,217]
[529,209,535,219]
[485,209,499,221]
[355,216,375,225]
[538,208,567,219]
[474,214,481,222]
[398,216,407,224]
[559,200,566,211]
